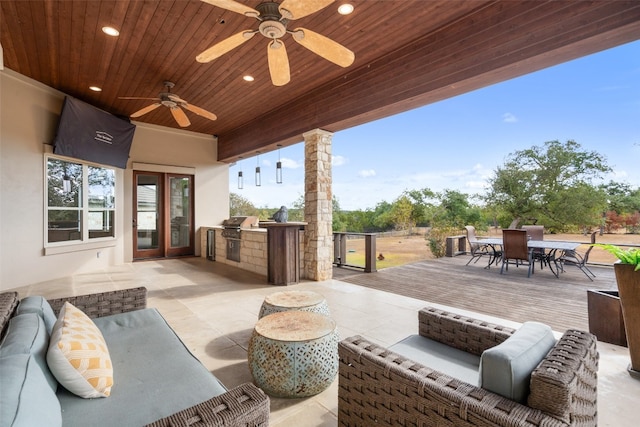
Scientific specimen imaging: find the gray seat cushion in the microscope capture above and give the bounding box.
[389,334,481,385]
[57,308,227,427]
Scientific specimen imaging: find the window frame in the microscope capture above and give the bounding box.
[44,154,117,250]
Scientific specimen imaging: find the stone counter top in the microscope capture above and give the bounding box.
[203,225,266,233]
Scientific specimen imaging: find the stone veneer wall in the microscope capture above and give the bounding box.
[303,129,334,281]
[200,227,306,279]
[200,227,268,276]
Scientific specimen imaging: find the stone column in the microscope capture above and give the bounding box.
[303,129,333,281]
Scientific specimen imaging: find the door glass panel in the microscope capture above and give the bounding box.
[136,175,159,250]
[169,177,191,248]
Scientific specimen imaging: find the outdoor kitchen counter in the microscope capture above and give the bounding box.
[201,226,268,276]
[261,222,307,285]
[200,224,305,283]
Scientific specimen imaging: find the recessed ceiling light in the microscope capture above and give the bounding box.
[338,4,354,15]
[102,26,119,36]
[243,75,255,82]
[89,86,102,92]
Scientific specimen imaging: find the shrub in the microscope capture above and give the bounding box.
[426,226,459,258]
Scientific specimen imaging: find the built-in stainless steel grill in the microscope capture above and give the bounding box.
[221,216,257,262]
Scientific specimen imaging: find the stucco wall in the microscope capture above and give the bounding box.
[0,69,229,290]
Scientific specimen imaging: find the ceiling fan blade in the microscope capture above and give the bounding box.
[292,28,354,67]
[170,107,191,127]
[196,31,256,63]
[119,97,159,101]
[279,0,334,20]
[268,39,290,87]
[130,103,162,118]
[167,94,187,103]
[182,103,218,121]
[200,0,259,17]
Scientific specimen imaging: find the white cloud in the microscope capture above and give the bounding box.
[280,157,301,169]
[332,155,347,166]
[358,169,376,178]
[465,180,490,190]
[502,112,518,123]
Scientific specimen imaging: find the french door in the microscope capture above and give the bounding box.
[133,171,194,260]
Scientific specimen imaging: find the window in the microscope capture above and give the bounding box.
[46,156,115,245]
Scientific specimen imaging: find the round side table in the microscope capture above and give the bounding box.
[248,311,339,398]
[258,290,329,318]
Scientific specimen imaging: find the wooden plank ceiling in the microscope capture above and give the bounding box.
[2,1,640,162]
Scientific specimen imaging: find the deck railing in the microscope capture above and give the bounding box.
[333,232,377,273]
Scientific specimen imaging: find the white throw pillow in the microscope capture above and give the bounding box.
[46,302,113,398]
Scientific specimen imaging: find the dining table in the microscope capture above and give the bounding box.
[477,238,581,278]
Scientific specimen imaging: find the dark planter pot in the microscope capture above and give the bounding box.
[614,263,640,379]
[587,290,627,347]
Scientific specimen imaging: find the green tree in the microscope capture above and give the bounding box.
[601,181,640,214]
[389,195,415,231]
[404,188,436,226]
[331,196,347,232]
[486,140,611,232]
[430,190,481,229]
[342,209,372,233]
[371,201,394,231]
[291,193,343,230]
[229,193,257,216]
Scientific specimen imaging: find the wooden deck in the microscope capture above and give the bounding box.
[335,255,618,332]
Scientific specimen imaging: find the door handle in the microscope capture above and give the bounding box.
[132,218,137,228]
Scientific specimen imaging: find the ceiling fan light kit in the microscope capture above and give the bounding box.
[120,81,217,128]
[197,0,355,86]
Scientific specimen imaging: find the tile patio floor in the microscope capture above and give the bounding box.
[9,257,640,426]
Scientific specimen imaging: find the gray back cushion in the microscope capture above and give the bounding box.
[0,353,62,427]
[0,312,57,391]
[16,296,57,335]
[479,321,556,403]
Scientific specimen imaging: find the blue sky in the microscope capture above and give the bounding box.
[231,40,640,211]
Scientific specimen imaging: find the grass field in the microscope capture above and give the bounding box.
[340,230,640,270]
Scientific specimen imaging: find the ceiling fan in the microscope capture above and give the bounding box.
[197,0,355,86]
[119,81,217,127]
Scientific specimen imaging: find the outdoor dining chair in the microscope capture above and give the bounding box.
[557,231,597,281]
[521,225,547,269]
[464,226,500,268]
[500,229,535,277]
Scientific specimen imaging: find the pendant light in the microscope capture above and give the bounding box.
[276,144,283,184]
[62,167,72,193]
[237,157,244,189]
[255,152,261,187]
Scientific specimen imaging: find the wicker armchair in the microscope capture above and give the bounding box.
[338,307,598,427]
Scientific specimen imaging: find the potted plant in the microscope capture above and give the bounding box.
[595,244,640,378]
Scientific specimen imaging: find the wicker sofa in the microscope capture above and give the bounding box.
[338,306,598,427]
[0,287,269,427]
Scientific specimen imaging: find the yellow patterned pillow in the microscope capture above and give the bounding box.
[46,302,113,398]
